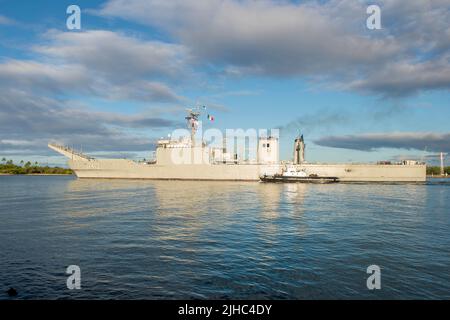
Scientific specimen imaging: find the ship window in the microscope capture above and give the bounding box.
[263,144,266,147]
[267,143,270,148]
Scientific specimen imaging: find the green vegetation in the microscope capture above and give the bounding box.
[0,159,73,175]
[426,166,450,176]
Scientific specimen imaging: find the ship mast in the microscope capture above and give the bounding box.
[185,108,201,147]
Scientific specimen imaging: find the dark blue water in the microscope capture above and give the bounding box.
[1,175,449,299]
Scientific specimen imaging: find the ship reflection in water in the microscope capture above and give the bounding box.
[0,176,449,299]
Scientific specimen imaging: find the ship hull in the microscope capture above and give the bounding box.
[67,159,427,182]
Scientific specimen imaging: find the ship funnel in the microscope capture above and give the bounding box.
[294,134,305,164]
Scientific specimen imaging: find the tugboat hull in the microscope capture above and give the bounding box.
[260,175,339,184]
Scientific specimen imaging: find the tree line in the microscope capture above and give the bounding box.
[0,158,73,175]
[426,166,450,176]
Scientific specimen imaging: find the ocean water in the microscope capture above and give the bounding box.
[0,175,449,300]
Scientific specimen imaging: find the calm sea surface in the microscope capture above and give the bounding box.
[0,175,449,299]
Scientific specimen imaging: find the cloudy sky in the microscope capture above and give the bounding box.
[0,0,449,165]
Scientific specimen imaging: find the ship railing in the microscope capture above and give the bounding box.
[49,143,94,160]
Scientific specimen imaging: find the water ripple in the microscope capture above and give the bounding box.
[0,176,449,299]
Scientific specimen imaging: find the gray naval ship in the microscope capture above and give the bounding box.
[49,108,426,182]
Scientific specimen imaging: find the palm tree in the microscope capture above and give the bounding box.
[20,160,24,166]
[1,158,6,164]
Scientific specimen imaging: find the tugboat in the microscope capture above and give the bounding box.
[260,166,339,184]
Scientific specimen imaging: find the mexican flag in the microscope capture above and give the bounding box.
[207,114,215,121]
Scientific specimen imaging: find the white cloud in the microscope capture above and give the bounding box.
[346,56,450,96]
[0,15,14,25]
[0,88,181,155]
[97,0,450,96]
[0,30,191,103]
[0,140,35,146]
[0,30,194,156]
[35,30,189,82]
[0,59,92,94]
[315,132,450,152]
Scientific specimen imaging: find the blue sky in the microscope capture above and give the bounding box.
[0,0,449,166]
